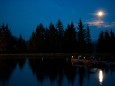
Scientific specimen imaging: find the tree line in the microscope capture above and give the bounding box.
[97,30,115,53]
[0,19,115,53]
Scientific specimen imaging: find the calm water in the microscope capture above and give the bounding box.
[0,55,115,86]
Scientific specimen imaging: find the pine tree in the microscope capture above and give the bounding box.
[48,23,58,52]
[64,22,77,52]
[85,25,92,53]
[56,19,64,37]
[56,19,64,52]
[16,35,26,53]
[110,30,115,53]
[29,31,37,52]
[97,31,105,53]
[0,24,16,53]
[104,30,110,52]
[77,19,86,53]
[36,23,45,52]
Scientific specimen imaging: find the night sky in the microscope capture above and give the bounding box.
[0,0,115,40]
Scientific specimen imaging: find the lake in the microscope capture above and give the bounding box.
[0,55,115,86]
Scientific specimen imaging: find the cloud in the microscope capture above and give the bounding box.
[87,20,104,27]
[103,22,115,28]
[87,19,115,28]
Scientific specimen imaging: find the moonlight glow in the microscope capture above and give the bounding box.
[99,70,104,85]
[96,11,105,17]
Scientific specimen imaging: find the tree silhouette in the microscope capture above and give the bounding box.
[48,23,58,52]
[104,30,111,53]
[16,35,26,53]
[85,25,92,53]
[29,23,45,53]
[35,23,45,52]
[110,30,115,53]
[77,19,86,53]
[56,19,64,52]
[0,24,17,53]
[0,57,17,83]
[44,28,50,52]
[64,22,77,52]
[1,19,115,54]
[29,31,36,52]
[97,30,115,53]
[56,19,64,38]
[97,31,105,53]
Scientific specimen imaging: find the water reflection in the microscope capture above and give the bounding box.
[28,57,67,84]
[98,69,104,85]
[20,57,115,86]
[17,57,26,69]
[28,57,97,86]
[0,58,17,84]
[0,55,26,85]
[0,55,115,86]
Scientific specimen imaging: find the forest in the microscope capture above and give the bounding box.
[0,19,115,54]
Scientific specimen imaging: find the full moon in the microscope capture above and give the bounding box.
[96,11,105,17]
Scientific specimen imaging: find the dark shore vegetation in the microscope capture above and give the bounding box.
[0,19,115,56]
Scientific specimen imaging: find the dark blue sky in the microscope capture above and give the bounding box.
[0,0,115,40]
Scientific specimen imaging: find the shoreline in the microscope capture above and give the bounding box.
[0,53,115,56]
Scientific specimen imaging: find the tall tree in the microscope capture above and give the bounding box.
[85,25,92,53]
[97,31,105,53]
[77,19,86,53]
[104,30,110,52]
[16,35,26,53]
[64,22,77,52]
[29,31,37,52]
[29,23,45,53]
[48,23,58,52]
[56,19,64,52]
[56,19,64,37]
[44,28,49,52]
[36,23,45,52]
[110,30,115,53]
[0,24,16,53]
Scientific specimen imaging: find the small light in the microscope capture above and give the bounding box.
[84,57,85,59]
[72,56,73,58]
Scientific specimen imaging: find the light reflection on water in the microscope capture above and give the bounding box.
[98,69,104,85]
[0,56,115,86]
